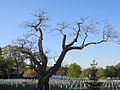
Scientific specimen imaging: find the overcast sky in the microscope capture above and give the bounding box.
[0,0,120,68]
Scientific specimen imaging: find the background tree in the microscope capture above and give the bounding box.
[80,68,91,78]
[56,66,68,76]
[115,63,120,79]
[0,48,9,78]
[67,63,81,78]
[2,45,26,78]
[0,47,2,56]
[80,67,105,78]
[104,65,117,79]
[0,59,8,78]
[96,67,105,78]
[15,10,120,90]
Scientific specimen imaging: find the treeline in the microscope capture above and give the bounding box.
[55,63,120,79]
[0,45,29,78]
[0,45,120,79]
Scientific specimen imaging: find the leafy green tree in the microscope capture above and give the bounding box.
[0,47,8,78]
[81,67,105,78]
[115,63,120,79]
[104,65,117,79]
[2,45,26,78]
[0,47,2,56]
[80,68,91,78]
[67,63,81,78]
[97,67,104,78]
[0,52,9,78]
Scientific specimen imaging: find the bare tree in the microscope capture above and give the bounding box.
[15,10,119,90]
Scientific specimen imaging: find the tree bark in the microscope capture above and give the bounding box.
[37,76,49,90]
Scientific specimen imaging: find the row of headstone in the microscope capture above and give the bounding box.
[101,80,120,90]
[0,79,120,89]
[0,79,38,88]
[49,78,120,90]
[49,78,88,89]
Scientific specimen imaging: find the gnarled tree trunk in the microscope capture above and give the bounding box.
[37,76,49,90]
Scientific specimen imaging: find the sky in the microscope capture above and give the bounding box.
[0,0,120,69]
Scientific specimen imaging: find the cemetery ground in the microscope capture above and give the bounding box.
[0,84,86,90]
[0,78,120,90]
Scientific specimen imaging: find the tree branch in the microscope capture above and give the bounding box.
[20,47,42,67]
[30,19,48,70]
[82,32,88,45]
[62,35,66,49]
[45,50,68,79]
[84,39,108,46]
[66,23,81,48]
[68,39,108,51]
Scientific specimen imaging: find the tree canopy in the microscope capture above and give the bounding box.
[104,65,117,79]
[67,63,81,78]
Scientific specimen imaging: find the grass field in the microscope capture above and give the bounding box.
[0,84,88,90]
[0,84,36,90]
[0,84,119,90]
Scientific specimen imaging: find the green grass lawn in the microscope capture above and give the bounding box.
[0,84,117,90]
[0,84,88,90]
[0,84,67,90]
[0,84,36,90]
